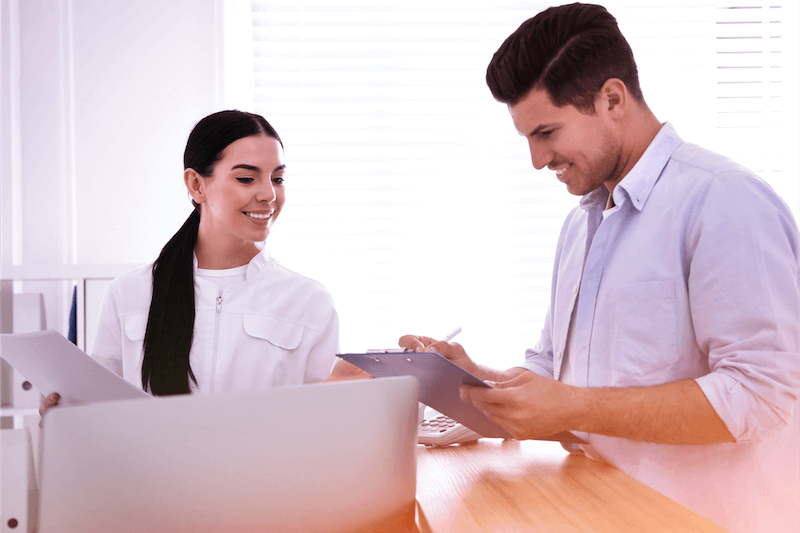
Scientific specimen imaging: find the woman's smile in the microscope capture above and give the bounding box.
[244,211,274,221]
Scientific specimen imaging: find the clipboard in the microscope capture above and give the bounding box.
[339,351,512,438]
[0,330,150,407]
[339,351,585,443]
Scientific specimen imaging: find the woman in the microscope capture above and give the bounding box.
[42,110,354,414]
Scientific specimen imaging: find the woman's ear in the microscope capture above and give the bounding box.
[184,169,206,204]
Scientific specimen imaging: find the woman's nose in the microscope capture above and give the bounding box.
[256,181,276,202]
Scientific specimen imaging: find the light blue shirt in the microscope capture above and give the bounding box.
[519,123,800,532]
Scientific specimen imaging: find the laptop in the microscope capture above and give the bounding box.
[37,376,419,533]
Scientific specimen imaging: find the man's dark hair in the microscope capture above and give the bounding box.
[486,3,644,112]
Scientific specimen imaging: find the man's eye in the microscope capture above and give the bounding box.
[539,130,554,138]
[236,177,254,183]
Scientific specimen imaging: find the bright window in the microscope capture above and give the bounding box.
[249,1,800,369]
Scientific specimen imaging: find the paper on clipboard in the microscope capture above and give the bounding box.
[0,330,150,407]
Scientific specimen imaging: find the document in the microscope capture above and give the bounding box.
[1,330,149,406]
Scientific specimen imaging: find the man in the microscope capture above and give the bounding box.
[400,4,799,532]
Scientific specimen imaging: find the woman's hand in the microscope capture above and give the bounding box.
[39,392,60,427]
[325,358,374,382]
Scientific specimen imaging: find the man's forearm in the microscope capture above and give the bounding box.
[568,378,736,444]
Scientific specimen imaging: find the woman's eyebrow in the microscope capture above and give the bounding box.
[231,163,260,172]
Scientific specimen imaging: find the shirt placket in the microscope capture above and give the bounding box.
[573,201,624,389]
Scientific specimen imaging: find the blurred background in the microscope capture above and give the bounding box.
[2,0,798,371]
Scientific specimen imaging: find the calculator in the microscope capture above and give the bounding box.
[418,406,482,447]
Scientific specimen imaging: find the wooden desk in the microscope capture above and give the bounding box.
[414,438,727,533]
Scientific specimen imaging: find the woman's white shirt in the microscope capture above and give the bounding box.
[91,247,339,393]
[196,264,248,296]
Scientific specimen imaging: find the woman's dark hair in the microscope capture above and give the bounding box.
[485,2,644,112]
[141,110,282,395]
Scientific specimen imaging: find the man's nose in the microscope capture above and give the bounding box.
[528,138,551,170]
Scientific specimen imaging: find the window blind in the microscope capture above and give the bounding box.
[249,1,799,368]
[713,2,799,211]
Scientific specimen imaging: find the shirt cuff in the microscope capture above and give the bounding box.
[695,372,797,443]
[514,360,554,378]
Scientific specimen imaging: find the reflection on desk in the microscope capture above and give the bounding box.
[415,438,727,533]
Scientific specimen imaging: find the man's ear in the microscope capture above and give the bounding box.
[597,78,627,118]
[184,169,206,204]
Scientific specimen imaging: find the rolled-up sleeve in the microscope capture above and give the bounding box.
[690,172,800,442]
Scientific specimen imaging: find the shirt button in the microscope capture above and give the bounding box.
[556,351,562,359]
[573,285,578,294]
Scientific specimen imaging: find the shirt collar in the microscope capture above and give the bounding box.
[580,185,610,211]
[192,241,272,279]
[581,122,683,213]
[245,243,271,278]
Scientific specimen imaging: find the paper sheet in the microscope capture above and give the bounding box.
[1,330,149,406]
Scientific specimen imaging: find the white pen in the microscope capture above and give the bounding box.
[443,326,462,342]
[366,326,462,354]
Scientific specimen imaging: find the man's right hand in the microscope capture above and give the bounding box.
[39,392,60,426]
[398,334,479,376]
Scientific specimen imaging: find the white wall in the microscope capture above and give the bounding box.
[1,0,247,338]
[2,1,799,362]
[12,0,225,267]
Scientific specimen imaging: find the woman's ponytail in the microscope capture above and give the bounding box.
[141,208,200,395]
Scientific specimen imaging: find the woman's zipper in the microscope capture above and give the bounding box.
[209,293,224,391]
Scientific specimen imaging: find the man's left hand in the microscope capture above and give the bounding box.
[460,371,578,440]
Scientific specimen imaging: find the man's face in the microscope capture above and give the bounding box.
[509,88,623,196]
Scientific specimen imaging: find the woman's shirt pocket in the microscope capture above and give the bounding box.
[239,314,308,386]
[242,314,304,350]
[120,313,148,381]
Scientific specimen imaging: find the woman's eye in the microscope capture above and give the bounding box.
[236,177,254,184]
[272,176,285,185]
